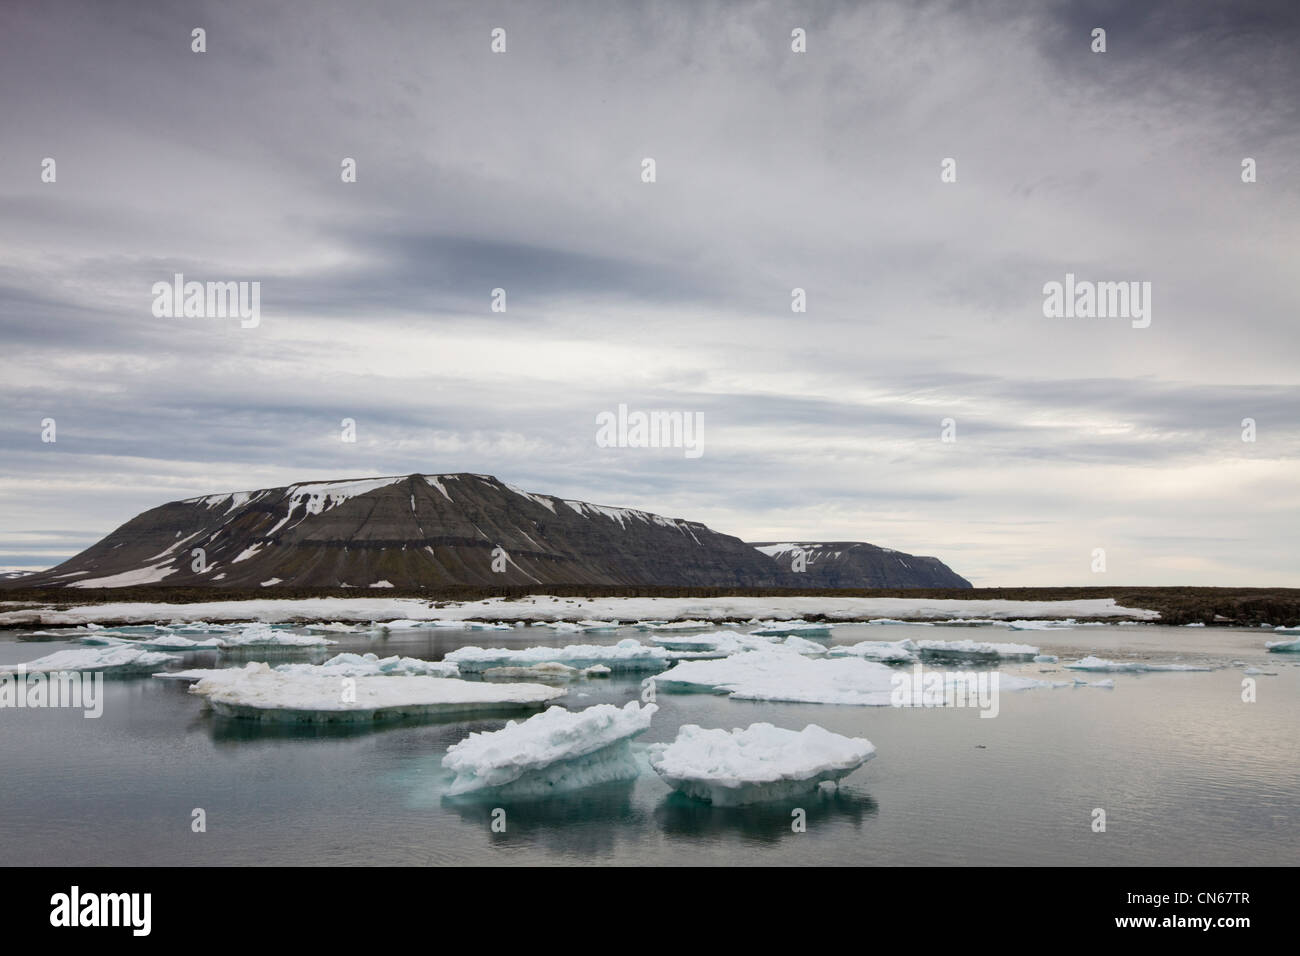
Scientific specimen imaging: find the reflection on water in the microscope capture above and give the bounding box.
[0,622,1296,866]
[655,785,879,844]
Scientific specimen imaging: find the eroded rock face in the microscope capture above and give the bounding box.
[750,541,972,589]
[18,474,788,589]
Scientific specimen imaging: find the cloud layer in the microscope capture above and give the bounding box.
[2,0,1298,585]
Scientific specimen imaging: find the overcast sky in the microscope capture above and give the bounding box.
[1,0,1297,586]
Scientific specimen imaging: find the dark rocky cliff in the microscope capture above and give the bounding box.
[752,541,972,589]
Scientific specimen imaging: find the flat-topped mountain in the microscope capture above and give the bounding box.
[9,474,971,590]
[750,541,972,589]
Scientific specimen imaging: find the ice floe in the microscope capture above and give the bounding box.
[649,652,900,705]
[1265,636,1300,652]
[1063,656,1215,672]
[442,701,656,796]
[378,619,510,631]
[827,639,919,663]
[649,630,775,653]
[444,638,669,673]
[648,722,875,806]
[748,620,833,637]
[1006,619,1086,631]
[0,594,1161,629]
[914,639,1040,659]
[186,663,564,722]
[217,622,338,651]
[82,633,224,650]
[479,662,610,681]
[1,646,178,676]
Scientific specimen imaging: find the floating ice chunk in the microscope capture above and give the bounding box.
[156,653,459,681]
[1265,636,1300,652]
[828,639,918,663]
[935,619,1000,627]
[780,636,830,655]
[218,622,337,651]
[866,618,934,627]
[442,701,657,796]
[276,653,458,678]
[2,646,178,676]
[306,622,371,633]
[1006,620,1076,631]
[445,638,669,673]
[650,630,775,653]
[648,722,875,806]
[651,652,900,706]
[1063,656,1215,672]
[1033,654,1059,663]
[1242,667,1277,676]
[480,662,581,681]
[379,619,510,631]
[1273,625,1300,635]
[479,662,610,681]
[575,620,620,631]
[749,620,833,637]
[638,620,715,632]
[138,635,223,650]
[915,639,1040,659]
[79,633,131,646]
[653,630,824,658]
[167,621,236,634]
[187,663,564,722]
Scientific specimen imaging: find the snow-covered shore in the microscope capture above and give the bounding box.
[0,594,1160,628]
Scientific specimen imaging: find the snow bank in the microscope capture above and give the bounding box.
[187,663,564,722]
[648,723,874,806]
[1063,656,1215,672]
[0,594,1161,628]
[442,701,656,796]
[1,646,177,676]
[445,638,669,673]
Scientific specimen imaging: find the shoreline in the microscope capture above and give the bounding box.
[3,585,1299,629]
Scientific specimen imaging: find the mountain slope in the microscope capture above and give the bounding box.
[751,541,972,589]
[18,474,788,590]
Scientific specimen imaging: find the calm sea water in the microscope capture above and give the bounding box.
[0,622,1295,866]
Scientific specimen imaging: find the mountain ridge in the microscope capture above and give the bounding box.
[7,473,971,590]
